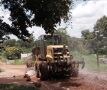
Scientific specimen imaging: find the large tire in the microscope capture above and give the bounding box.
[71,68,78,77]
[39,62,48,80]
[36,70,40,78]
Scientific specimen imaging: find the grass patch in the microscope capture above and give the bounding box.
[6,59,25,65]
[0,84,39,90]
[72,51,107,72]
[13,59,25,65]
[83,54,98,71]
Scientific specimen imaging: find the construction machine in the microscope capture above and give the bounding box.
[32,34,84,80]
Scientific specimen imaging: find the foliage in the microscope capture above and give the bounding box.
[2,34,35,53]
[17,40,34,49]
[81,29,96,53]
[93,16,107,54]
[16,35,35,52]
[0,19,30,41]
[12,59,24,65]
[72,51,107,72]
[0,36,10,52]
[94,16,107,54]
[0,0,72,40]
[54,28,69,44]
[81,29,94,40]
[5,46,22,60]
[94,16,107,37]
[81,16,107,55]
[54,28,87,53]
[3,39,16,47]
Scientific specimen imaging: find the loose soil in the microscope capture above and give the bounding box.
[0,62,107,90]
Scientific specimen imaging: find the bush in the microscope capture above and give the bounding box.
[12,59,25,65]
[5,47,22,60]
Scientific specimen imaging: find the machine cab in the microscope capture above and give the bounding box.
[35,34,69,60]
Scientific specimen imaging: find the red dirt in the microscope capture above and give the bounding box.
[0,63,107,90]
[40,69,107,90]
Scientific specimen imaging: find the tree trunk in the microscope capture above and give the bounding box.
[96,52,99,68]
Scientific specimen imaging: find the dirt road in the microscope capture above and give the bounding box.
[41,69,107,90]
[0,63,107,90]
[0,63,26,78]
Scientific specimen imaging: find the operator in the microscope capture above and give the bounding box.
[46,49,53,61]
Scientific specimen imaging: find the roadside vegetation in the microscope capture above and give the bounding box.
[80,16,107,72]
[73,51,107,72]
[0,35,35,62]
[0,27,107,71]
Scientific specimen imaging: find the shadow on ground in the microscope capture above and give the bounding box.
[0,84,39,90]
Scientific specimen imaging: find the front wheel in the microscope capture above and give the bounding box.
[71,68,79,77]
[39,62,48,80]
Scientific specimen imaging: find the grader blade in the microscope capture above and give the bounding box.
[71,59,85,69]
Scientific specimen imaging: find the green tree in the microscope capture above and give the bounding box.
[94,16,107,54]
[81,29,101,67]
[1,34,35,53]
[55,28,85,53]
[82,16,107,67]
[81,29,95,53]
[81,29,93,40]
[0,0,72,40]
[3,39,16,47]
[94,16,107,38]
[55,28,69,45]
[93,16,107,67]
[15,35,35,53]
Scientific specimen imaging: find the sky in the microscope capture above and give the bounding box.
[0,0,107,39]
[70,0,107,38]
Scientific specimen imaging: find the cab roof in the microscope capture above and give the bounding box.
[47,45,68,49]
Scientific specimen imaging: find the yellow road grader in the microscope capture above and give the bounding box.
[32,34,84,80]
